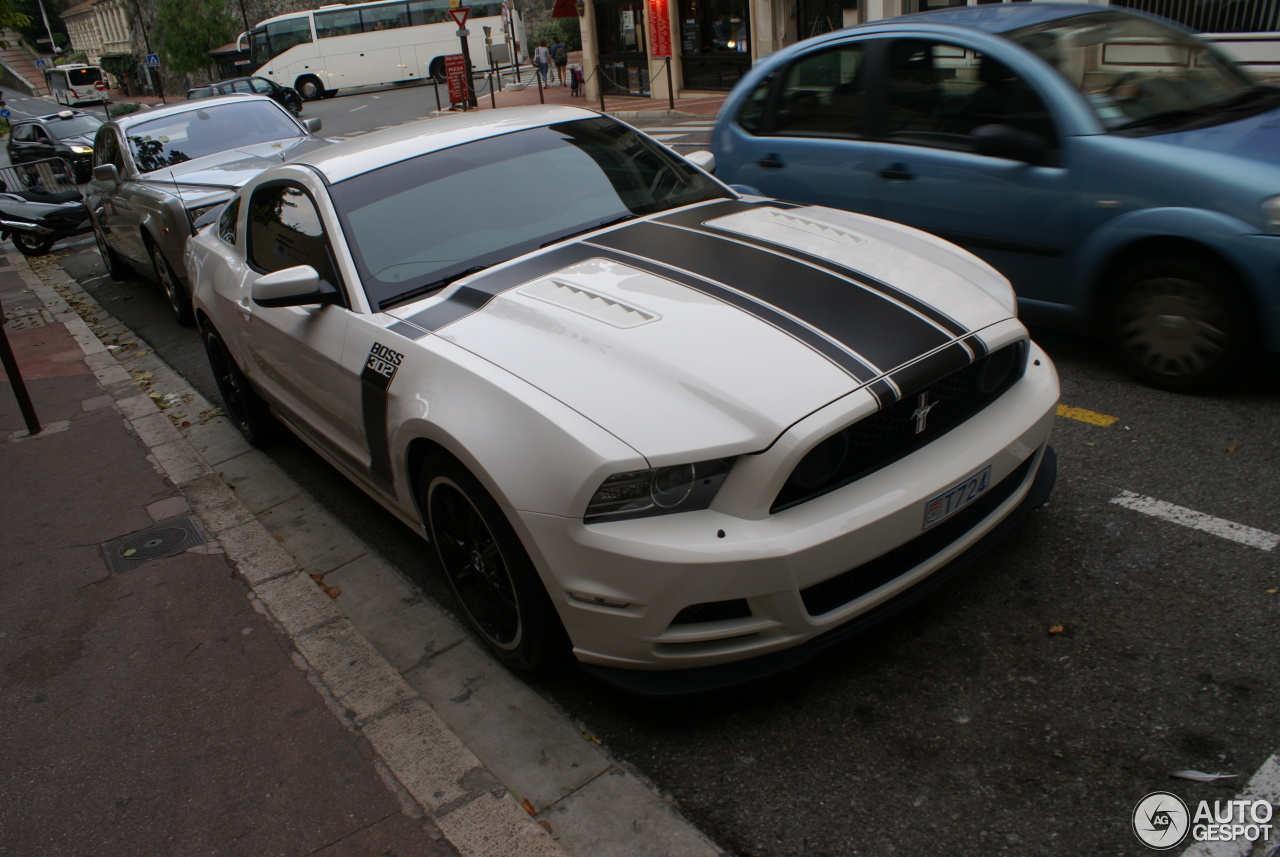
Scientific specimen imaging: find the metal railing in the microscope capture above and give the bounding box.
[1110,1,1277,33]
[0,157,81,196]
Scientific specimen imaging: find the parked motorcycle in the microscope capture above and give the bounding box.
[0,183,90,256]
[0,157,90,257]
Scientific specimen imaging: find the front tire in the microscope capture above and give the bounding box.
[284,95,302,116]
[149,240,194,327]
[1107,255,1251,394]
[422,453,568,670]
[93,219,127,279]
[202,326,275,447]
[296,75,323,101]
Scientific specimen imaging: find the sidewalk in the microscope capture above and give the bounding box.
[0,254,560,856]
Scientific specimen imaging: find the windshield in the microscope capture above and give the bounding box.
[126,100,303,173]
[1007,10,1258,130]
[331,116,731,310]
[47,114,102,139]
[66,67,102,85]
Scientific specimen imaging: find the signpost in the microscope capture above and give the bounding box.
[647,0,675,109]
[445,54,467,106]
[448,6,477,108]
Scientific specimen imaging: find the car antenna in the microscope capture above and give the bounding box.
[169,170,195,236]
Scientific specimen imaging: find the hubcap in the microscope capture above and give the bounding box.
[430,482,520,649]
[1116,276,1228,378]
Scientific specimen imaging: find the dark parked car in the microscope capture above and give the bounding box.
[7,110,103,183]
[87,94,325,325]
[186,76,303,116]
[712,2,1280,392]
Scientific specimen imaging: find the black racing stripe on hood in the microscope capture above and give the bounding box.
[591,248,876,383]
[889,343,973,400]
[402,245,595,332]
[961,333,988,359]
[589,221,953,374]
[653,198,769,224]
[660,211,969,339]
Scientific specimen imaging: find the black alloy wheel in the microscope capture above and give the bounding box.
[422,453,568,670]
[285,95,302,116]
[202,326,275,447]
[1108,254,1251,394]
[149,241,194,326]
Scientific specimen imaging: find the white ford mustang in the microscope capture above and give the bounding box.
[186,105,1059,694]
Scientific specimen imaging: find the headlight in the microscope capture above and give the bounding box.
[68,145,92,154]
[1263,195,1280,234]
[584,458,734,523]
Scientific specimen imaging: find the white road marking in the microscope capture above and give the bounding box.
[1110,490,1280,551]
[1179,752,1280,856]
[349,104,368,112]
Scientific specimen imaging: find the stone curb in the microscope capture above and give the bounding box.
[16,248,726,857]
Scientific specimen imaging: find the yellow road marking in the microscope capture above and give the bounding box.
[1056,404,1119,426]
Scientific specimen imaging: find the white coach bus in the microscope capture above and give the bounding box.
[46,64,108,105]
[241,0,527,100]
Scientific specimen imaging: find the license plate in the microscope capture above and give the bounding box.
[923,465,992,530]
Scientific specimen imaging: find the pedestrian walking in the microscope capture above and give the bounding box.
[534,39,551,87]
[551,37,568,86]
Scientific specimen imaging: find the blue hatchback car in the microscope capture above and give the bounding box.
[711,3,1280,392]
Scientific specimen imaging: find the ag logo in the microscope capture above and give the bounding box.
[1133,791,1190,850]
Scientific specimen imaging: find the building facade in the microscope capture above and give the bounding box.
[575,0,1280,99]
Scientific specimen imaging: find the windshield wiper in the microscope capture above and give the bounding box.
[379,265,487,311]
[1112,109,1203,132]
[540,214,636,248]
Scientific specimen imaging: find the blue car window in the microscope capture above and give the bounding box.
[770,44,869,137]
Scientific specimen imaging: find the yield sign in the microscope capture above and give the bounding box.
[448,6,470,28]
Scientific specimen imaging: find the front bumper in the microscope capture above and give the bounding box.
[515,340,1059,686]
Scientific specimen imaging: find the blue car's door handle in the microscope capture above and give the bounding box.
[878,163,915,181]
[758,153,784,169]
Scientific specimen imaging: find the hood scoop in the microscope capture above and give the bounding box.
[712,207,869,248]
[519,277,659,329]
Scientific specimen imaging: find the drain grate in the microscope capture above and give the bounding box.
[101,515,211,574]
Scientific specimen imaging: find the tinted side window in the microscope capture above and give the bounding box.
[249,78,274,95]
[218,197,241,245]
[231,80,254,93]
[772,44,868,137]
[12,123,32,142]
[247,184,342,294]
[883,40,1056,155]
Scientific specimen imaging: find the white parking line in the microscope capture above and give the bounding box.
[1110,491,1280,551]
[1180,752,1280,856]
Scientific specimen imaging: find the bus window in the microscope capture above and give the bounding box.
[266,17,313,54]
[316,8,363,38]
[362,3,409,31]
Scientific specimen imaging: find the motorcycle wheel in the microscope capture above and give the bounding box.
[11,232,54,256]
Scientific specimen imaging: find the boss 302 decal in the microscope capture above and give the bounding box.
[362,342,404,491]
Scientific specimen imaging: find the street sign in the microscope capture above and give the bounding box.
[146,54,160,67]
[94,80,107,92]
[35,59,46,69]
[448,7,470,28]
[0,109,10,119]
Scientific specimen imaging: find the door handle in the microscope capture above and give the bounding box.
[878,163,915,181]
[758,153,784,169]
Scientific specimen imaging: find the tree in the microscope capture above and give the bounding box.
[154,0,234,75]
[1,0,33,49]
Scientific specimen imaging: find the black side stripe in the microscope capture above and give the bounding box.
[387,320,428,341]
[590,221,952,373]
[403,245,593,333]
[669,214,970,339]
[361,361,397,493]
[588,247,878,384]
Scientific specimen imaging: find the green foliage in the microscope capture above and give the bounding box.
[534,18,581,52]
[154,0,236,75]
[55,50,87,65]
[99,54,138,79]
[108,102,143,118]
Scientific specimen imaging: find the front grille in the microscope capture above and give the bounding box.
[772,342,1026,513]
[800,454,1034,617]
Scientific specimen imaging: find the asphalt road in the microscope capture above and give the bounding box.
[28,89,1280,856]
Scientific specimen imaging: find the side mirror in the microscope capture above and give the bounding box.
[971,124,1049,166]
[302,117,322,134]
[91,163,120,184]
[685,150,716,174]
[252,265,341,308]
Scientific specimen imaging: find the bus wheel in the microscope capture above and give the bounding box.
[430,59,447,84]
[296,75,324,101]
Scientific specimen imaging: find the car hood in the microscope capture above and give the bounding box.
[1152,104,1280,165]
[147,136,328,190]
[54,131,96,147]
[390,201,1018,461]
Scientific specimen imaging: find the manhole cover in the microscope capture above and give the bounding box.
[101,515,211,574]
